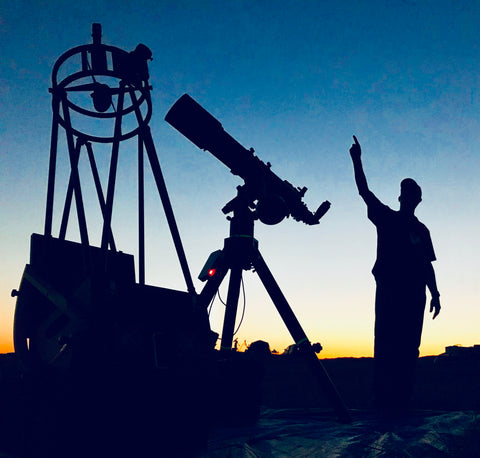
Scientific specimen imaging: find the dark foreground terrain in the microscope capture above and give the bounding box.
[205,354,480,457]
[0,352,478,457]
[260,354,480,411]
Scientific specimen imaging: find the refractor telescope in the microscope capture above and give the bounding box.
[165,94,330,225]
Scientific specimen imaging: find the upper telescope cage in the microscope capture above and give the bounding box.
[51,23,153,143]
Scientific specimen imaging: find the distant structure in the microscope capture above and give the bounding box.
[440,345,480,359]
[283,342,322,355]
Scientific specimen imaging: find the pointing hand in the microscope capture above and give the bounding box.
[349,135,361,161]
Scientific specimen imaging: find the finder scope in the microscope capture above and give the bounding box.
[165,94,330,225]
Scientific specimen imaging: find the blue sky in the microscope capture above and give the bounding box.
[0,0,479,356]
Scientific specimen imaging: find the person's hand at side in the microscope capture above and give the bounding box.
[430,294,441,319]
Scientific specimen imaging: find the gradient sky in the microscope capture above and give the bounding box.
[0,0,478,357]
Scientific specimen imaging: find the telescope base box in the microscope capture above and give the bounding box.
[13,234,214,371]
[9,234,264,456]
[10,234,218,456]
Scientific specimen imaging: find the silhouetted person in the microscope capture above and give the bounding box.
[349,135,441,414]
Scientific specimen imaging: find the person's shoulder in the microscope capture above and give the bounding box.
[412,216,431,234]
[363,189,388,209]
[373,200,395,215]
[413,215,428,227]
[367,198,394,224]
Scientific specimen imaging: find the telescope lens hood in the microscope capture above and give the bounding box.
[165,94,223,151]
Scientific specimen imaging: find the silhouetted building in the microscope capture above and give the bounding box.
[441,345,480,359]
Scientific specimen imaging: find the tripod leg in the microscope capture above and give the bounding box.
[219,266,243,352]
[252,250,351,422]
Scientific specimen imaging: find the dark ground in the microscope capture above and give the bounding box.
[0,352,479,457]
[260,354,480,411]
[205,354,480,457]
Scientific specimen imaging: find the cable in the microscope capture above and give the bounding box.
[233,275,246,336]
[217,285,227,306]
[207,292,216,316]
[209,273,247,342]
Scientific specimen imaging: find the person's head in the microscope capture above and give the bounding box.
[398,178,422,212]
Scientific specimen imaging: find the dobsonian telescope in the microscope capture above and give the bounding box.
[10,25,216,456]
[166,94,350,422]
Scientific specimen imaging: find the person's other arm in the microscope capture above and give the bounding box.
[426,262,441,319]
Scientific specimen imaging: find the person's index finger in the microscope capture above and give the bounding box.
[353,135,359,145]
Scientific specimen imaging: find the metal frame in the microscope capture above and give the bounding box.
[43,24,194,293]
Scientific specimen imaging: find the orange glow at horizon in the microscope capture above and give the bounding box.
[0,340,14,354]
[0,332,464,359]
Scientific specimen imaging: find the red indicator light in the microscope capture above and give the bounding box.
[208,268,216,277]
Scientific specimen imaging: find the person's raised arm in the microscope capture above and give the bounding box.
[350,135,371,199]
[349,135,384,211]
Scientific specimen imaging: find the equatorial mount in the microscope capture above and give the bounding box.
[165,92,350,421]
[197,187,351,422]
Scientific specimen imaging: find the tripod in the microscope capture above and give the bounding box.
[197,192,351,422]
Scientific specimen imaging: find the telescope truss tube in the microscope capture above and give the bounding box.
[43,24,195,293]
